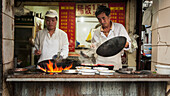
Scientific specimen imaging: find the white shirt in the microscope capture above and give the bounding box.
[92,22,131,70]
[36,28,69,63]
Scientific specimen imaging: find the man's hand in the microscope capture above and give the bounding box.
[90,44,96,49]
[35,50,41,55]
[53,55,63,62]
[125,42,129,48]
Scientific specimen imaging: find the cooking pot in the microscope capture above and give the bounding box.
[96,36,127,57]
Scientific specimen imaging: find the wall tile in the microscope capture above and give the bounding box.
[2,0,14,17]
[2,86,10,96]
[2,62,14,96]
[3,62,14,74]
[2,40,14,64]
[151,46,158,63]
[152,0,159,14]
[152,29,158,45]
[157,46,170,64]
[152,12,158,30]
[2,14,14,39]
[157,27,170,45]
[158,8,170,27]
[159,0,170,10]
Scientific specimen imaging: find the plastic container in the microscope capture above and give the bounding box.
[155,65,170,75]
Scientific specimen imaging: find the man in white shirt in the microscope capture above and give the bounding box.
[92,5,131,70]
[34,10,69,63]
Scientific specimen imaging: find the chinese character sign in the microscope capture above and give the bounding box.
[109,3,126,27]
[59,3,76,52]
[76,3,108,16]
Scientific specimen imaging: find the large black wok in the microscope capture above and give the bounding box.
[96,36,127,57]
[37,59,75,70]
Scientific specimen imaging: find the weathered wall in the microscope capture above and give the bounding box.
[151,0,170,94]
[13,82,166,96]
[2,0,14,96]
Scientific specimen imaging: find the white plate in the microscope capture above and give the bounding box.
[75,66,91,69]
[81,63,98,66]
[81,72,95,75]
[79,69,98,73]
[99,72,114,75]
[99,70,115,73]
[63,69,77,73]
[93,67,108,71]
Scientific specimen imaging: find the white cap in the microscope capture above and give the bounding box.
[45,10,58,18]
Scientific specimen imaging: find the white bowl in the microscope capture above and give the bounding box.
[155,65,170,75]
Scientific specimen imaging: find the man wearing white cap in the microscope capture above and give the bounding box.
[34,10,69,63]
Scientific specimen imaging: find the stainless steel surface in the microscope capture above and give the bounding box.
[6,73,170,82]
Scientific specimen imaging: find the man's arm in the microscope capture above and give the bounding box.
[60,32,69,59]
[34,31,41,55]
[125,42,129,48]
[119,24,131,50]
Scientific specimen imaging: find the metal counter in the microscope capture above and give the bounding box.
[6,73,170,82]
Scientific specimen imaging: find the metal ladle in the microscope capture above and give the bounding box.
[29,37,62,62]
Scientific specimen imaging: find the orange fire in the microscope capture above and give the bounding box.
[38,60,72,75]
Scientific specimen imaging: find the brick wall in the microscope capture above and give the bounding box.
[151,0,170,94]
[151,0,170,71]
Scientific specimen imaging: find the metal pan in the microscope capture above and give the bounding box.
[37,59,73,70]
[96,36,127,57]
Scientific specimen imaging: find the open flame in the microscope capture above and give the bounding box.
[38,60,72,75]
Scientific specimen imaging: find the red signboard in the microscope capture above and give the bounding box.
[109,3,126,27]
[59,3,76,52]
[76,3,108,16]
